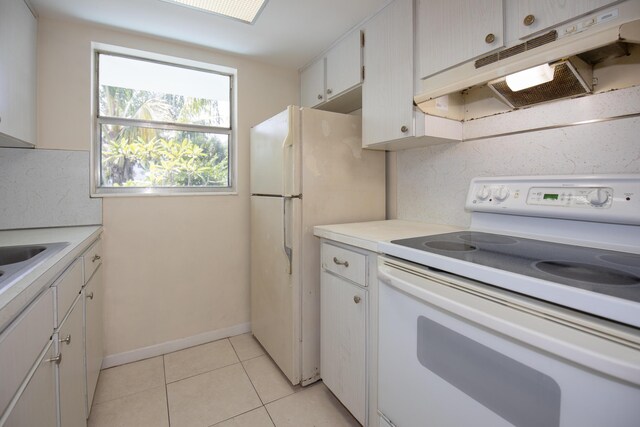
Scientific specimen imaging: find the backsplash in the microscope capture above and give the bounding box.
[396,115,640,227]
[0,148,102,230]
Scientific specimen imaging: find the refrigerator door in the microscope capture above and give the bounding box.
[250,195,302,385]
[250,106,299,196]
[297,108,386,386]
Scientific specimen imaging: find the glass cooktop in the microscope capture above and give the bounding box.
[391,231,640,303]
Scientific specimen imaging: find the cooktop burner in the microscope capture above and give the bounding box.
[534,261,640,286]
[458,233,519,245]
[423,241,477,252]
[392,231,640,302]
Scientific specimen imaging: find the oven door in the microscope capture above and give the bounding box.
[377,256,640,427]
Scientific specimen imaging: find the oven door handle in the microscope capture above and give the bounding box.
[378,260,640,385]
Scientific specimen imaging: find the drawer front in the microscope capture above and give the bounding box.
[54,259,83,326]
[321,243,367,286]
[82,238,103,284]
[0,287,54,415]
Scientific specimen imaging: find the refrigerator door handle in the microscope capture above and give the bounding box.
[283,196,293,274]
[282,194,301,275]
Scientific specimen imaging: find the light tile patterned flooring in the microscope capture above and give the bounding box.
[88,333,360,427]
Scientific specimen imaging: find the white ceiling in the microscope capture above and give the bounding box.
[29,0,391,69]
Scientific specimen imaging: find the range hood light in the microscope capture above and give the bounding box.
[505,64,555,92]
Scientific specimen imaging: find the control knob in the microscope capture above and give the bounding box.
[587,188,610,206]
[494,186,510,202]
[476,186,491,201]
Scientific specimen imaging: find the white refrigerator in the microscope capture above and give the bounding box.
[250,106,385,386]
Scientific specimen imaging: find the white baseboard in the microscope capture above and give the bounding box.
[101,322,251,369]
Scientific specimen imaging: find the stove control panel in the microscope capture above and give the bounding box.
[465,175,640,225]
[527,187,613,208]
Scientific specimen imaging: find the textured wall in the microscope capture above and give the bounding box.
[0,148,102,230]
[397,109,640,227]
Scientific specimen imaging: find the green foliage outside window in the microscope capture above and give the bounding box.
[99,86,229,188]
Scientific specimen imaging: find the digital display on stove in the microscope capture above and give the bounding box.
[543,194,559,200]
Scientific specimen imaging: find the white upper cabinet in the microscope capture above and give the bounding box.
[515,0,621,39]
[325,30,363,101]
[0,0,37,147]
[300,58,326,108]
[417,0,504,80]
[362,0,416,146]
[300,29,363,110]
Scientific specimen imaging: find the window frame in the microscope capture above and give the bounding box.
[91,43,237,197]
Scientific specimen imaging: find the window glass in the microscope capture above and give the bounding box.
[95,51,234,194]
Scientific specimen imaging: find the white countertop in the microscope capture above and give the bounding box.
[0,225,103,331]
[313,219,462,252]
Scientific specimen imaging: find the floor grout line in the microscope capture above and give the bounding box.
[264,403,278,427]
[164,360,241,385]
[162,355,171,427]
[239,354,267,406]
[206,405,269,427]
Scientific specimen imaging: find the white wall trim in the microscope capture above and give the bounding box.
[101,322,251,369]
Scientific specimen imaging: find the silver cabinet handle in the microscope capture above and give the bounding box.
[353,296,361,304]
[47,353,62,364]
[400,125,409,133]
[59,334,71,345]
[92,254,101,263]
[317,94,323,100]
[333,257,349,267]
[485,33,495,44]
[86,292,94,300]
[326,88,333,95]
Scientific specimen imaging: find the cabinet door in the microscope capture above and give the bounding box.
[418,0,504,79]
[84,267,103,418]
[3,341,57,427]
[301,58,325,108]
[320,271,366,425]
[0,288,54,415]
[58,297,86,427]
[517,0,620,38]
[363,0,415,146]
[325,30,363,101]
[0,0,37,146]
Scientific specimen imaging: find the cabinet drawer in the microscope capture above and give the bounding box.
[0,287,54,416]
[321,243,367,286]
[53,259,83,327]
[82,238,103,284]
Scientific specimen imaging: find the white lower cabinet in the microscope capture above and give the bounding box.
[83,264,103,417]
[57,296,86,427]
[321,271,367,424]
[320,240,379,426]
[3,341,57,427]
[0,235,103,427]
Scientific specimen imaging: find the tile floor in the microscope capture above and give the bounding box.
[88,333,360,427]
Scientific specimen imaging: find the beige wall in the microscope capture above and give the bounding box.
[37,18,299,356]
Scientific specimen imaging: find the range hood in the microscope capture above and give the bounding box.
[415,6,640,112]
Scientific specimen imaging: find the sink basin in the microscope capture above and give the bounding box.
[0,245,47,266]
[0,242,68,295]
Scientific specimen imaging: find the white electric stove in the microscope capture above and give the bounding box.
[379,174,640,327]
[376,175,640,427]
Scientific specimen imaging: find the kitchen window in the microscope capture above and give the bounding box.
[93,46,236,195]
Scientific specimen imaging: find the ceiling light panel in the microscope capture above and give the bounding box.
[161,0,268,24]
